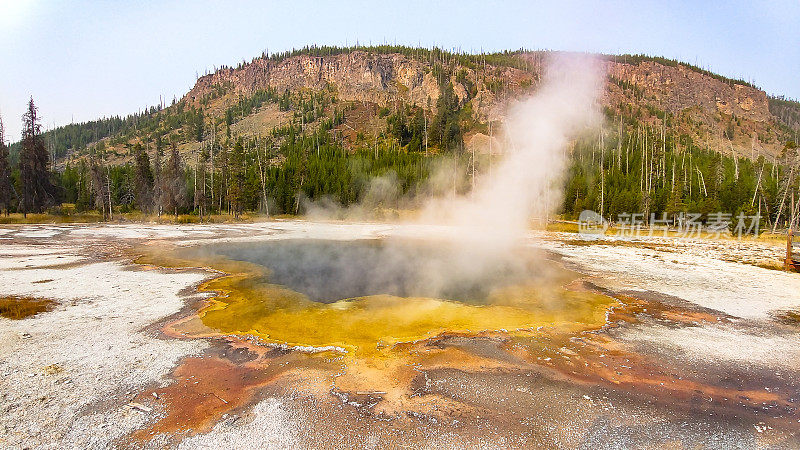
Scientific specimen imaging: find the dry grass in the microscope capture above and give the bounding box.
[774,309,800,326]
[545,221,580,233]
[0,296,55,320]
[0,212,106,224]
[0,206,274,225]
[547,219,787,246]
[753,260,787,271]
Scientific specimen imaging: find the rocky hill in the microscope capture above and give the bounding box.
[42,46,800,167]
[603,57,787,159]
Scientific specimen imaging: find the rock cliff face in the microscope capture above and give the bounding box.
[602,58,789,157]
[183,50,792,158]
[187,52,443,110]
[186,51,536,122]
[605,60,771,123]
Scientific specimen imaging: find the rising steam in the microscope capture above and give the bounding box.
[421,53,605,248]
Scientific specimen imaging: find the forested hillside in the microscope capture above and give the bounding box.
[1,45,799,229]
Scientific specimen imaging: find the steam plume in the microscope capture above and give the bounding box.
[421,53,605,247]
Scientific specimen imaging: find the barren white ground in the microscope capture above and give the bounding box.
[1,220,799,448]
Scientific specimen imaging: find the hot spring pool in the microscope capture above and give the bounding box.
[171,238,616,354]
[202,238,560,304]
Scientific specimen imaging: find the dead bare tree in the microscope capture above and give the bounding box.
[255,137,270,217]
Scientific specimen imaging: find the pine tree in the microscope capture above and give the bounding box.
[430,82,463,151]
[19,98,55,215]
[195,148,209,221]
[133,143,154,213]
[75,161,93,212]
[227,138,246,218]
[159,144,187,218]
[89,157,111,220]
[152,137,163,216]
[0,115,13,215]
[195,109,205,142]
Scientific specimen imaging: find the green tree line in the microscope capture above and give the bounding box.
[2,95,798,232]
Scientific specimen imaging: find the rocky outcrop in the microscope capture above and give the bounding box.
[183,50,792,158]
[186,51,537,121]
[188,52,443,110]
[605,60,771,122]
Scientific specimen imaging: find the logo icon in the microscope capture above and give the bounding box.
[578,210,607,236]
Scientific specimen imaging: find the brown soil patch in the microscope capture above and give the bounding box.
[133,356,283,439]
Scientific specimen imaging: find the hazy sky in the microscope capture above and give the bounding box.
[1,0,798,142]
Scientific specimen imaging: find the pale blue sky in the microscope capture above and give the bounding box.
[1,0,798,142]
